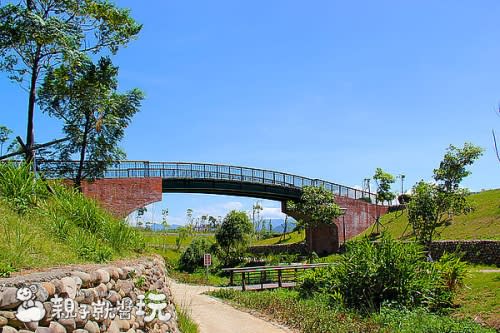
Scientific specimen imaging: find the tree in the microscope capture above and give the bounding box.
[0,125,12,156]
[287,186,342,228]
[0,0,142,161]
[433,143,484,192]
[38,57,143,189]
[407,143,483,245]
[251,201,263,238]
[215,210,253,266]
[373,168,396,205]
[175,226,189,252]
[161,209,169,231]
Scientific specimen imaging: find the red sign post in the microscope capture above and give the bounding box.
[204,253,211,279]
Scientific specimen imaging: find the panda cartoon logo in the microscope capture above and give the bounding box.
[15,285,46,323]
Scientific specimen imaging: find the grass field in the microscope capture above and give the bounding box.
[253,230,305,245]
[453,267,500,328]
[359,189,500,240]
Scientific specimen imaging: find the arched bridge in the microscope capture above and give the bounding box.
[41,161,388,254]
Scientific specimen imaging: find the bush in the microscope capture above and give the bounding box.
[299,235,458,312]
[398,193,412,204]
[179,238,213,272]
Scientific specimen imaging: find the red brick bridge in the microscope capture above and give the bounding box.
[57,161,388,254]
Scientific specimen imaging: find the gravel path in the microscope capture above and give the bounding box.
[169,280,292,333]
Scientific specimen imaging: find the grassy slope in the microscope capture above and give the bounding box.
[359,189,500,240]
[454,268,500,328]
[0,201,80,271]
[253,230,305,246]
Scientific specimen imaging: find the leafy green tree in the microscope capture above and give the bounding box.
[408,143,483,245]
[287,186,342,228]
[175,226,189,251]
[0,125,12,156]
[38,57,143,189]
[433,143,484,192]
[215,210,253,266]
[178,238,212,272]
[373,168,396,205]
[0,0,141,161]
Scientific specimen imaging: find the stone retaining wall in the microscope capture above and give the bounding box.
[249,240,500,266]
[0,256,179,333]
[428,240,500,266]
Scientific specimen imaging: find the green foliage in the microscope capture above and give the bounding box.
[215,210,253,266]
[373,168,396,204]
[178,238,213,273]
[211,289,379,333]
[0,163,144,270]
[373,307,495,333]
[434,252,468,292]
[0,262,15,277]
[134,276,146,288]
[176,305,199,333]
[38,57,143,187]
[0,0,142,158]
[358,189,500,241]
[299,236,461,312]
[0,161,49,213]
[176,226,189,251]
[408,143,483,245]
[0,125,12,155]
[287,186,342,228]
[433,143,484,192]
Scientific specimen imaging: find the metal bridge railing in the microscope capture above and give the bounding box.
[36,160,379,202]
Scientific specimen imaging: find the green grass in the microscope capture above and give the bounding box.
[0,162,145,274]
[210,288,494,333]
[170,269,229,286]
[253,230,305,246]
[359,189,500,240]
[453,269,500,329]
[176,305,199,333]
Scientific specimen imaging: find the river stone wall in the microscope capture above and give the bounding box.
[0,256,179,333]
[249,240,499,265]
[428,240,500,266]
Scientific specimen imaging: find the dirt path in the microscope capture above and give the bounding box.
[169,280,292,333]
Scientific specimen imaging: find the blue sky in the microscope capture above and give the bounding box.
[1,1,500,225]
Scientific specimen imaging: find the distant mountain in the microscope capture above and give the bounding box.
[255,218,297,233]
[145,223,183,231]
[144,220,296,233]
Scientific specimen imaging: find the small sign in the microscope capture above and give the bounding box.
[204,253,212,267]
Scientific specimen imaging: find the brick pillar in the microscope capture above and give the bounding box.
[80,177,163,218]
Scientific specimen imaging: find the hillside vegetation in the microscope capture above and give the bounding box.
[360,189,500,240]
[0,162,144,276]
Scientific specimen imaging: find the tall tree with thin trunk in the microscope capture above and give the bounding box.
[0,0,141,161]
[38,57,143,189]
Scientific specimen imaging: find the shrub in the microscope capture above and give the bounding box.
[398,193,412,204]
[299,235,457,312]
[435,252,468,292]
[179,238,213,272]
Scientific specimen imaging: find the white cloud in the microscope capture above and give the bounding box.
[260,206,286,219]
